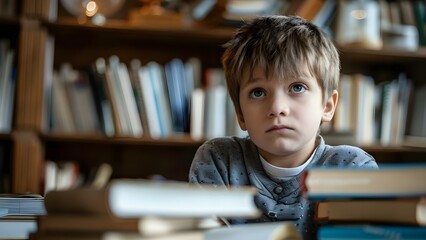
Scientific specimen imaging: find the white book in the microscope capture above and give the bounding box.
[117,62,143,137]
[363,75,376,145]
[102,222,301,240]
[51,70,76,132]
[333,74,351,132]
[380,80,398,145]
[107,180,258,218]
[225,94,246,137]
[147,61,173,138]
[138,66,162,139]
[0,48,14,133]
[393,73,412,145]
[0,217,37,239]
[106,58,132,136]
[45,179,261,219]
[190,88,205,140]
[44,161,58,195]
[204,84,227,139]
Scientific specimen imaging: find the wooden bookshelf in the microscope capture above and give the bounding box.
[1,0,426,194]
[41,133,203,182]
[43,18,232,70]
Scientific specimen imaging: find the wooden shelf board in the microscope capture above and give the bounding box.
[338,44,426,63]
[39,133,205,147]
[44,18,235,44]
[0,133,12,141]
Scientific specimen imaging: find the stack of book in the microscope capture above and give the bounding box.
[30,179,300,239]
[0,193,46,239]
[302,164,426,239]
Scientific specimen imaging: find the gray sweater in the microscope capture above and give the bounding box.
[189,136,378,239]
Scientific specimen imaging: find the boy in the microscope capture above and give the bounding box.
[189,16,378,238]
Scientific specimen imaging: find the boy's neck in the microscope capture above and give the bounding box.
[258,138,318,168]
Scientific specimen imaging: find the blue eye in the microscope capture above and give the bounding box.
[249,88,266,98]
[291,84,306,93]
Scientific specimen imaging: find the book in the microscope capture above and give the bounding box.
[87,58,115,137]
[0,193,46,216]
[316,198,426,226]
[0,215,37,239]
[204,221,301,240]
[407,84,426,139]
[404,135,426,148]
[31,221,301,240]
[105,56,135,137]
[0,209,6,217]
[146,61,173,138]
[44,179,260,218]
[317,224,426,240]
[165,58,189,133]
[108,222,301,240]
[302,164,426,199]
[129,59,150,136]
[413,0,426,46]
[37,215,220,235]
[203,68,227,139]
[50,69,76,133]
[115,58,144,137]
[56,63,101,134]
[190,88,205,141]
[137,65,162,139]
[0,39,15,134]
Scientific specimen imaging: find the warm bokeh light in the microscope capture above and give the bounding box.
[350,9,367,20]
[85,1,98,17]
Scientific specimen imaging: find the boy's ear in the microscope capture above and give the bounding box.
[322,90,338,122]
[236,112,247,131]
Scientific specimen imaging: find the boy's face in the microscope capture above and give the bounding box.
[237,66,337,167]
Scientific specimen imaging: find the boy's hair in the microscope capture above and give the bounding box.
[222,15,340,117]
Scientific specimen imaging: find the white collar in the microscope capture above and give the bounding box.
[260,147,317,180]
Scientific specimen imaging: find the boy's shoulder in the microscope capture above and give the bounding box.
[315,139,378,168]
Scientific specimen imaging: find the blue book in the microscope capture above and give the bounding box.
[318,225,426,240]
[165,58,189,133]
[0,208,7,217]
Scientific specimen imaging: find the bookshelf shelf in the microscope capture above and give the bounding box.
[0,134,12,141]
[0,16,20,26]
[41,134,201,182]
[40,133,204,147]
[2,0,426,194]
[338,45,426,61]
[43,18,236,43]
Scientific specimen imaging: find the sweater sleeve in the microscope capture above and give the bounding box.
[188,138,230,186]
[318,144,379,169]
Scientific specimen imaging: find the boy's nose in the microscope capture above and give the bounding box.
[268,95,290,117]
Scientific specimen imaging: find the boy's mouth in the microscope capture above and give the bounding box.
[266,125,292,133]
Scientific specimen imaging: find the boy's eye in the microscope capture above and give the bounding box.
[249,88,266,98]
[290,84,306,93]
